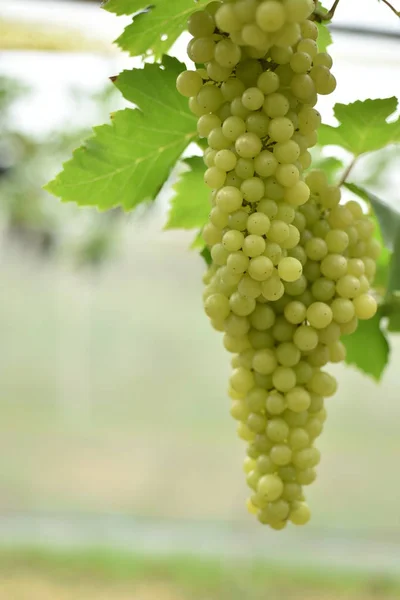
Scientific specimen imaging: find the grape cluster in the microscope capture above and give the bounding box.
[176,0,380,530]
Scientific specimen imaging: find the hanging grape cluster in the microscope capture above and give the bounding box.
[176,0,380,530]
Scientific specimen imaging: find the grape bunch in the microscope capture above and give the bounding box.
[176,0,380,530]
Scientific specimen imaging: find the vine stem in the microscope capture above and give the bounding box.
[338,158,357,186]
[313,0,341,21]
[381,0,400,17]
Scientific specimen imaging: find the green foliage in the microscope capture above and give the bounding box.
[104,0,209,58]
[46,57,197,211]
[165,156,210,230]
[316,23,332,52]
[319,98,400,156]
[342,312,390,380]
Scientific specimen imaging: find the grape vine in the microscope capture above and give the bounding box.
[45,0,400,528]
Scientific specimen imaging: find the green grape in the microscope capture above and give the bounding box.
[204,293,230,320]
[266,391,286,415]
[283,226,301,251]
[211,243,229,265]
[188,9,215,37]
[215,3,241,32]
[313,52,333,68]
[293,325,318,351]
[222,116,246,141]
[224,314,251,337]
[216,186,243,212]
[268,220,290,244]
[208,126,231,150]
[226,251,249,274]
[241,177,265,203]
[238,274,262,299]
[253,348,278,375]
[271,46,293,68]
[249,256,275,282]
[310,65,337,95]
[197,84,224,112]
[284,300,307,324]
[267,418,290,442]
[270,444,292,466]
[306,302,333,329]
[257,71,280,95]
[273,140,300,164]
[264,92,290,118]
[353,294,377,320]
[286,386,311,413]
[276,203,295,224]
[243,234,266,258]
[261,274,286,301]
[197,114,222,138]
[248,412,268,433]
[254,151,278,177]
[300,19,318,40]
[264,176,284,201]
[317,322,341,345]
[231,97,251,119]
[246,113,270,138]
[290,51,312,74]
[331,297,355,324]
[236,133,263,158]
[290,501,311,525]
[284,274,307,296]
[294,361,313,385]
[214,149,237,171]
[230,292,256,317]
[210,206,229,229]
[204,166,226,189]
[320,254,348,280]
[272,366,297,393]
[235,158,254,180]
[176,70,204,97]
[257,474,284,502]
[276,164,300,188]
[272,315,296,342]
[336,274,361,299]
[278,257,303,282]
[242,87,265,111]
[256,0,286,32]
[276,342,301,367]
[259,200,278,220]
[288,427,310,450]
[264,242,283,265]
[308,370,337,397]
[268,117,295,143]
[246,387,268,413]
[247,212,271,236]
[230,367,255,394]
[284,181,310,206]
[214,38,242,68]
[296,468,316,486]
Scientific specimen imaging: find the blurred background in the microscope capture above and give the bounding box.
[0,0,400,598]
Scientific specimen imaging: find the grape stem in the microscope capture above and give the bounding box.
[338,158,357,186]
[312,0,341,22]
[381,0,400,17]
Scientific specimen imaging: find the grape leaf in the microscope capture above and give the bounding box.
[165,156,209,230]
[200,246,212,266]
[45,57,197,211]
[316,22,332,52]
[104,0,209,59]
[342,312,390,380]
[319,97,400,156]
[102,0,140,16]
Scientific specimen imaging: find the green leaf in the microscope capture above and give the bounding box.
[102,0,139,16]
[165,156,209,230]
[45,57,197,212]
[342,312,390,380]
[344,182,400,297]
[319,97,400,156]
[316,22,332,52]
[106,0,209,59]
[200,246,212,266]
